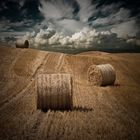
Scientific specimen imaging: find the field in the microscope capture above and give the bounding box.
[0,46,140,140]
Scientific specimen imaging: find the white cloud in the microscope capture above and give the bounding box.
[22,27,115,48]
[57,19,85,35]
[39,0,95,35]
[39,0,74,20]
[76,0,97,22]
[25,26,140,49]
[111,20,139,38]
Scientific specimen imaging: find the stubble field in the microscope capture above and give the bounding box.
[0,46,140,140]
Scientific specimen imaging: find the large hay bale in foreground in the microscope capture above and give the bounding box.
[87,64,116,86]
[36,74,73,110]
[15,39,29,48]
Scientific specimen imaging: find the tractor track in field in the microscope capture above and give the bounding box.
[0,51,47,108]
[0,80,34,112]
[38,52,66,75]
[0,51,67,110]
[21,110,47,140]
[55,53,66,72]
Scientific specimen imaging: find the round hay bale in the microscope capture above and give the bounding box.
[15,39,29,48]
[87,64,116,86]
[36,74,73,110]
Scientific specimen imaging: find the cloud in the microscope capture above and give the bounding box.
[39,0,139,38]
[0,18,36,44]
[16,0,139,50]
[100,3,121,15]
[1,0,140,51]
[0,18,35,34]
[38,0,96,35]
[1,2,8,10]
[111,19,139,38]
[91,5,139,39]
[0,19,11,32]
[19,0,26,8]
[76,0,97,22]
[22,26,140,51]
[22,27,86,47]
[92,8,131,27]
[56,19,85,35]
[127,38,140,46]
[22,27,126,49]
[39,0,74,20]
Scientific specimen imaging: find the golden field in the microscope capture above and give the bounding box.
[0,46,140,140]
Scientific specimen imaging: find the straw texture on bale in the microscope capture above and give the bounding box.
[36,74,73,110]
[87,64,116,86]
[15,39,29,48]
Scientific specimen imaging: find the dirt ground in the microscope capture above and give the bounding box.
[0,46,140,140]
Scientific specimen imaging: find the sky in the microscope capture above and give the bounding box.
[0,0,140,52]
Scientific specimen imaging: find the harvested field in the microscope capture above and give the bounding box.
[0,46,140,140]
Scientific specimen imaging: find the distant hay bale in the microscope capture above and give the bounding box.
[15,39,29,48]
[36,74,73,110]
[87,64,116,86]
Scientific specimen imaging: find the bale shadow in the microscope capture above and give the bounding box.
[41,106,93,112]
[72,106,94,112]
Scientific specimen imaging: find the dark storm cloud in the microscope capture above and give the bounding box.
[0,0,139,34]
[0,0,42,40]
[83,0,140,39]
[0,0,140,51]
[0,0,42,21]
[94,0,140,15]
